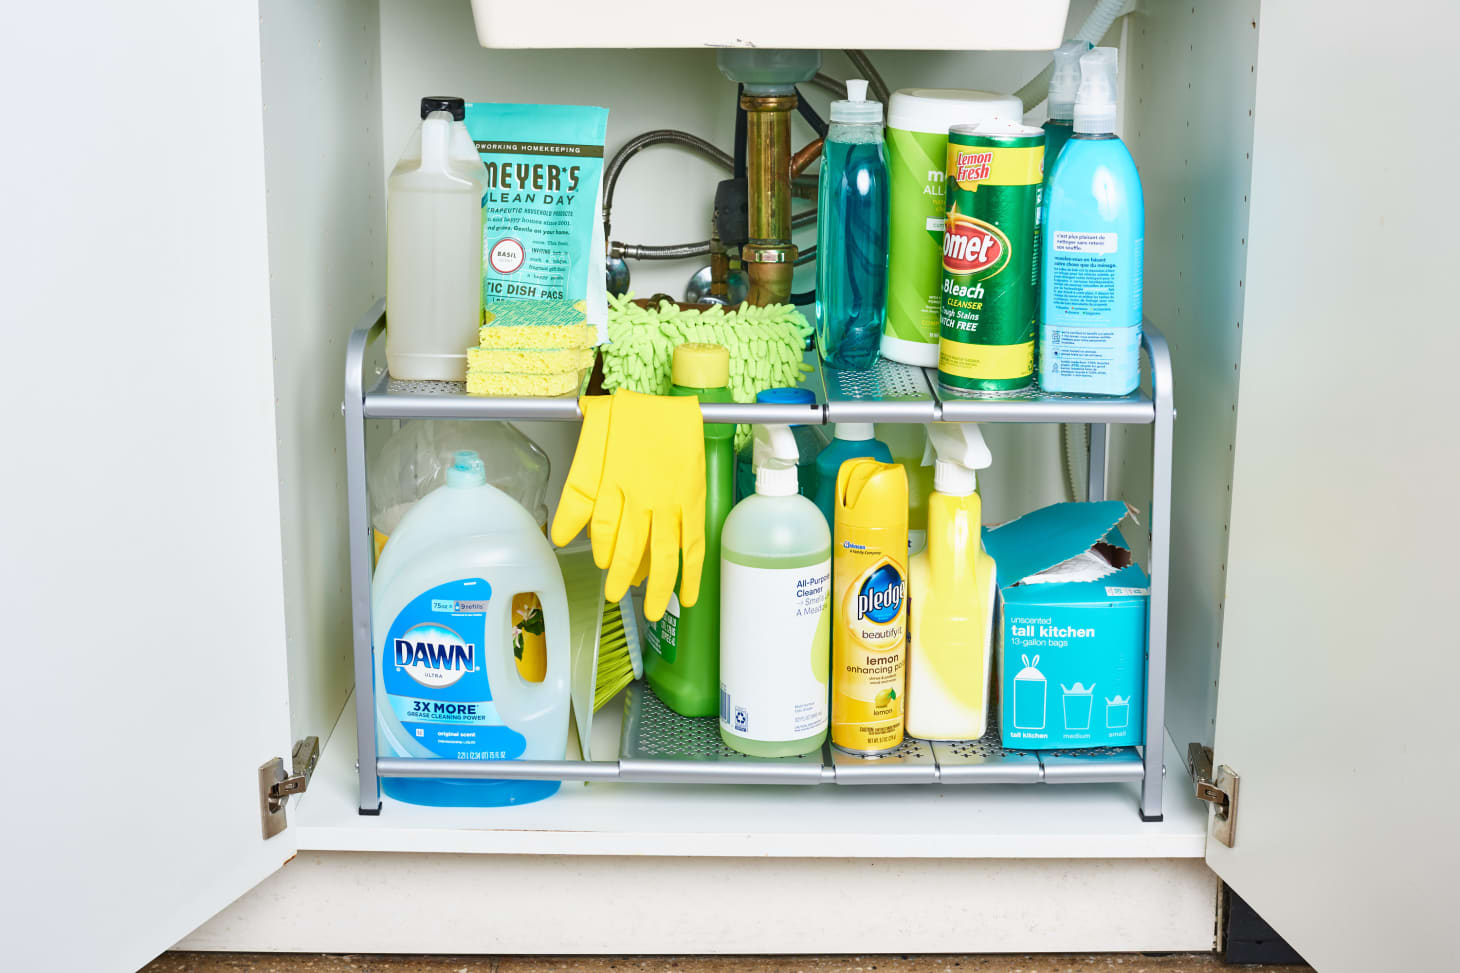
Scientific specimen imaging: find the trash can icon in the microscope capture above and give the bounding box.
[1061,682,1095,730]
[1012,655,1046,730]
[1105,695,1130,730]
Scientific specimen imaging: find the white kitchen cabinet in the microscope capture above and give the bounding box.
[4,2,1456,972]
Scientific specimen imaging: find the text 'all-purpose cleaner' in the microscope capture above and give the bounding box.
[644,343,735,717]
[719,424,832,758]
[905,422,998,741]
[831,458,908,754]
[373,450,570,807]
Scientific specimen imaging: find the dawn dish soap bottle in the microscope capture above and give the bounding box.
[372,450,570,807]
[719,425,832,758]
[1040,47,1145,395]
[905,423,998,741]
[816,79,890,371]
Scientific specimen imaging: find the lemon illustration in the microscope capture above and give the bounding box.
[875,688,894,707]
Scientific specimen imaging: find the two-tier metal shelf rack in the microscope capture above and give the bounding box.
[345,300,1174,821]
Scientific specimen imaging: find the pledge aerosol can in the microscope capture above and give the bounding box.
[830,459,909,754]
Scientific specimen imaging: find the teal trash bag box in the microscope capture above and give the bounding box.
[982,501,1147,750]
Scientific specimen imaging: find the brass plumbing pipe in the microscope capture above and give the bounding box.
[741,91,799,306]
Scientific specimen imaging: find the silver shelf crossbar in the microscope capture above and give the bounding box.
[370,682,1144,787]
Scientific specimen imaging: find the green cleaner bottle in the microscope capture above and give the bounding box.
[643,343,735,717]
[719,424,832,757]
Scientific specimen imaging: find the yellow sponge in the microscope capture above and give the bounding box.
[466,370,584,397]
[467,346,595,374]
[479,298,597,350]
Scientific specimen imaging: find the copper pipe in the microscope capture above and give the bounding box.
[791,138,823,177]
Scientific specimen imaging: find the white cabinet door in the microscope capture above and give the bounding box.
[1205,3,1460,970]
[1,3,296,971]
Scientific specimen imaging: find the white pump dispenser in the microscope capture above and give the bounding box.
[753,423,801,496]
[921,422,993,498]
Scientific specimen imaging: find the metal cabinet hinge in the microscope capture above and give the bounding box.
[1187,742,1239,847]
[258,736,320,839]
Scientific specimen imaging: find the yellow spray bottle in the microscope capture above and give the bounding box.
[905,422,998,741]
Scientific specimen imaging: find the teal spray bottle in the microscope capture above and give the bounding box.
[643,343,735,717]
[812,423,892,529]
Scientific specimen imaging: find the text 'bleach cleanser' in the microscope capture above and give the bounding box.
[1040,47,1145,395]
[719,424,832,758]
[372,450,570,807]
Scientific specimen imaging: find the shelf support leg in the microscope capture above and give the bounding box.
[345,306,385,814]
[1086,423,1109,501]
[1141,328,1173,821]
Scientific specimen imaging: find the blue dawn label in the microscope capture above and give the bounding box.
[383,578,492,703]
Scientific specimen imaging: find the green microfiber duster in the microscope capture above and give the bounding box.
[602,293,815,446]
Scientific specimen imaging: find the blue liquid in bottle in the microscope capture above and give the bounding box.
[816,89,889,372]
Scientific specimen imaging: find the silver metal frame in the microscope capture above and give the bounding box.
[344,308,1174,818]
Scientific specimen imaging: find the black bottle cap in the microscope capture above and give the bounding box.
[420,96,465,121]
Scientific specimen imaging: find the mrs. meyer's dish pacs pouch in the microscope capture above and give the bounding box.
[465,103,609,338]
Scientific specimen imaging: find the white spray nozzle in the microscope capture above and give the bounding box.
[753,424,800,497]
[1048,40,1092,122]
[921,422,992,497]
[1074,46,1119,134]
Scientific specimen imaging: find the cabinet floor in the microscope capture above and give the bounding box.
[144,954,1310,972]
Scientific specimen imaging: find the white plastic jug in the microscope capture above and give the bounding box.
[386,97,488,382]
[372,450,570,807]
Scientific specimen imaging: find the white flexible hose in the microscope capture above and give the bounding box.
[1015,0,1131,112]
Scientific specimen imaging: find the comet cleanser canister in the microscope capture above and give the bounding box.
[881,89,1021,367]
[937,120,1045,395]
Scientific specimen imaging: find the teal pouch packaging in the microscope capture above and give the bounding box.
[982,501,1147,750]
[464,103,609,331]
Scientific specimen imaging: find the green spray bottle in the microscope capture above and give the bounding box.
[643,343,735,716]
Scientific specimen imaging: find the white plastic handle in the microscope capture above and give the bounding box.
[481,563,569,740]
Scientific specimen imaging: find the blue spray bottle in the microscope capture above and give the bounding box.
[1039,47,1144,395]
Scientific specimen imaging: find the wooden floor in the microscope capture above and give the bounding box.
[144,954,1312,972]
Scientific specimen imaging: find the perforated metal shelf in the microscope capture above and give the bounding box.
[930,713,1043,783]
[613,682,1142,786]
[818,355,938,423]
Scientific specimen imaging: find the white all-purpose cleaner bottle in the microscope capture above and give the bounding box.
[373,450,570,807]
[719,425,832,758]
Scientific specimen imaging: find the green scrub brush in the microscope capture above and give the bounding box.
[594,595,643,711]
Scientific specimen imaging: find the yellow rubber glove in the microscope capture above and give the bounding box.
[551,390,706,622]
